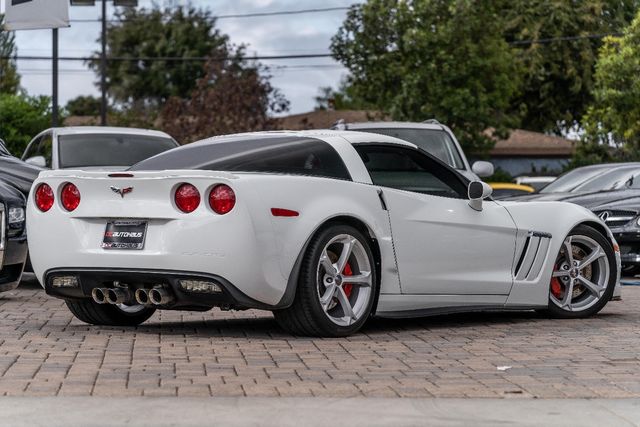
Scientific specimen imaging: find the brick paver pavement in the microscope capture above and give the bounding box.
[1,282,639,399]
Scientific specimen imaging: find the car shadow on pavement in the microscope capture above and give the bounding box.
[78,309,593,339]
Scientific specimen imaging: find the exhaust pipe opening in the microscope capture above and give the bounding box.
[148,288,174,306]
[106,288,130,305]
[135,289,151,305]
[91,288,107,304]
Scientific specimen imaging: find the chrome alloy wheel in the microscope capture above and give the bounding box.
[550,235,610,312]
[116,303,147,314]
[317,234,373,327]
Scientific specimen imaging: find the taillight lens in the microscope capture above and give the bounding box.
[61,183,81,212]
[35,183,54,212]
[175,183,200,213]
[209,184,236,215]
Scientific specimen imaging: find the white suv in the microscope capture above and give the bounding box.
[332,120,494,180]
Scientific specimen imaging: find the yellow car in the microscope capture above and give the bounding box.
[488,183,535,199]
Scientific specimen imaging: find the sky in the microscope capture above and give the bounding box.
[0,0,353,115]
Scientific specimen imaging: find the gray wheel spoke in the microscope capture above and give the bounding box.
[561,279,574,310]
[335,237,355,273]
[343,271,372,287]
[336,287,356,323]
[577,276,603,298]
[320,250,336,276]
[552,270,570,278]
[562,237,574,265]
[579,248,605,269]
[319,284,337,310]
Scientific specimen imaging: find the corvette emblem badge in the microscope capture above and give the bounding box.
[110,186,133,198]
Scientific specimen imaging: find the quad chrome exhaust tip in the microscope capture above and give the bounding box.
[134,287,174,306]
[148,288,174,306]
[91,288,107,304]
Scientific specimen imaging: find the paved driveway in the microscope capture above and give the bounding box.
[1,281,639,398]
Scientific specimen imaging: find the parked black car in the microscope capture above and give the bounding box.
[0,179,28,292]
[0,139,43,196]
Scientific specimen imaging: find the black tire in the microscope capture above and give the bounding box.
[273,224,378,337]
[66,299,156,326]
[544,225,617,319]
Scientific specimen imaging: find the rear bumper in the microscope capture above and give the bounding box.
[612,232,640,266]
[44,268,277,311]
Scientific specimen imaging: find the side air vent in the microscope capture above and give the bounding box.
[514,231,552,282]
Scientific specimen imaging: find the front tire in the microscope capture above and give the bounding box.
[545,225,617,318]
[66,299,156,326]
[274,224,378,337]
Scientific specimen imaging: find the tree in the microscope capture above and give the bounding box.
[159,48,289,143]
[331,0,522,154]
[314,79,374,111]
[90,6,229,110]
[575,12,640,166]
[0,14,20,95]
[504,0,640,134]
[0,94,51,155]
[65,95,102,116]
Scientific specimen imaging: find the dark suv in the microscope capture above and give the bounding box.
[0,179,28,292]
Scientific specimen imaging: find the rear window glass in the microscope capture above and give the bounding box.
[59,134,178,168]
[131,136,352,181]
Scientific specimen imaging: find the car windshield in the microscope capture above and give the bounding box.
[58,134,178,168]
[539,166,614,193]
[572,167,640,192]
[355,128,465,170]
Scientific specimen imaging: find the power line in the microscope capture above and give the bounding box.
[68,6,353,23]
[7,53,334,62]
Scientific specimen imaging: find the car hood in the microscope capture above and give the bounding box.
[0,156,44,196]
[0,178,26,206]
[591,194,640,213]
[503,189,640,208]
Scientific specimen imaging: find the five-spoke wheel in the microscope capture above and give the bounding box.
[273,224,377,337]
[546,225,616,318]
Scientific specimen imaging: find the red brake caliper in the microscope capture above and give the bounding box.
[550,264,563,299]
[343,263,354,298]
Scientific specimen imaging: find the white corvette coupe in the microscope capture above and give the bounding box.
[27,130,621,337]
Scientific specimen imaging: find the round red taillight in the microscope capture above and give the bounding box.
[175,183,200,213]
[209,184,236,215]
[35,183,55,212]
[61,183,81,212]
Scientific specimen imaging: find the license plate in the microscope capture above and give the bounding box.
[101,220,147,250]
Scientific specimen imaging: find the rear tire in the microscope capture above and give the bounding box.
[66,299,156,326]
[273,224,378,337]
[544,225,616,319]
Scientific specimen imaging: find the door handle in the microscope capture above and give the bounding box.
[377,189,388,211]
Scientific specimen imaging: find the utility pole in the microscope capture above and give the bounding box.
[52,28,59,127]
[100,0,108,126]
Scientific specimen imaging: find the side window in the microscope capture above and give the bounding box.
[23,136,42,161]
[200,137,352,181]
[39,133,53,167]
[355,145,468,199]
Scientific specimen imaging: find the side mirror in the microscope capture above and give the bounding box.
[25,156,47,168]
[468,181,493,211]
[471,161,494,178]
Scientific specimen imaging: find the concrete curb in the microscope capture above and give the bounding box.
[0,397,639,426]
